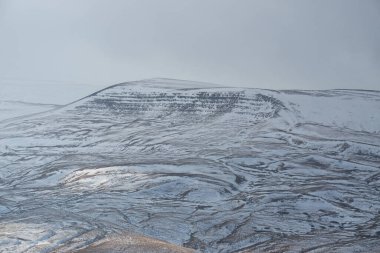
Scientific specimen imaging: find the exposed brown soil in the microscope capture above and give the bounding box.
[74,233,196,253]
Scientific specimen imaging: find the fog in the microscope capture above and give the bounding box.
[0,0,379,103]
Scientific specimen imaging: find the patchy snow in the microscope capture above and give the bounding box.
[0,79,379,252]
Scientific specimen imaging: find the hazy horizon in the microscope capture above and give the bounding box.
[0,0,379,99]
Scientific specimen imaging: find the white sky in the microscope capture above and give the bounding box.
[0,0,379,104]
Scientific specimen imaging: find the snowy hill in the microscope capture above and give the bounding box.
[0,79,379,252]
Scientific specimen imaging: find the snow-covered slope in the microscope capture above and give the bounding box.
[0,79,379,252]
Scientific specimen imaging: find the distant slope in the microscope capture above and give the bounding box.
[0,80,106,104]
[0,100,60,122]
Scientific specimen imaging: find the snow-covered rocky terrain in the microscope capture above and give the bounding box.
[0,78,379,252]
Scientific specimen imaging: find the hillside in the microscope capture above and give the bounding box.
[0,79,379,252]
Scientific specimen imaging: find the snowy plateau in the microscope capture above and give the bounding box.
[0,79,380,252]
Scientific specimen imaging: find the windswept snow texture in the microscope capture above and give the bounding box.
[0,79,380,252]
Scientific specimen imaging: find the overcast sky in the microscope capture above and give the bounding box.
[0,0,379,103]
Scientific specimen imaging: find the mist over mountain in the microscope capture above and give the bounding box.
[0,79,379,252]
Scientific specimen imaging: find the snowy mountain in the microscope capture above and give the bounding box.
[0,79,379,252]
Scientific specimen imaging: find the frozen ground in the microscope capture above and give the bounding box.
[0,78,379,252]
